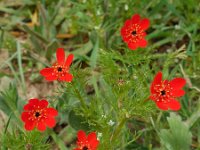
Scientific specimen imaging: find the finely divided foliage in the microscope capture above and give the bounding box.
[0,1,199,150]
[20,13,185,149]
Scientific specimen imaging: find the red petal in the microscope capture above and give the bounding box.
[169,78,186,90]
[64,73,73,82]
[45,117,56,128]
[168,99,181,111]
[29,98,39,104]
[24,121,35,131]
[140,32,147,37]
[77,130,87,142]
[138,39,147,48]
[90,140,99,149]
[121,34,130,42]
[120,27,126,37]
[24,103,34,110]
[171,89,185,97]
[87,132,99,149]
[127,42,138,50]
[88,132,97,141]
[21,112,30,122]
[56,48,65,65]
[65,54,74,67]
[131,14,140,24]
[40,68,54,77]
[45,75,57,81]
[163,80,169,85]
[140,18,150,30]
[149,95,156,101]
[59,73,73,82]
[39,100,48,108]
[156,101,168,110]
[150,72,162,93]
[46,108,58,117]
[28,98,39,104]
[37,122,46,131]
[124,19,132,27]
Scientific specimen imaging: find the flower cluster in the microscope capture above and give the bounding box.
[120,14,186,110]
[21,48,100,149]
[19,13,187,150]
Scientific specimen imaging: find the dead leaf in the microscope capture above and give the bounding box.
[56,33,75,39]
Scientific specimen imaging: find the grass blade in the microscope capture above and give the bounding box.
[16,41,26,92]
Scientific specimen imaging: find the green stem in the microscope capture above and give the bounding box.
[49,130,68,150]
[110,117,127,142]
[143,96,150,103]
[0,28,4,49]
[70,82,87,109]
[17,41,26,93]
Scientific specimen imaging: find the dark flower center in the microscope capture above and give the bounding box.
[35,112,40,117]
[82,146,88,150]
[161,90,166,96]
[57,67,62,72]
[131,30,137,35]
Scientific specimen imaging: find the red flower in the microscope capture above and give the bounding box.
[21,99,58,131]
[150,72,186,111]
[121,14,150,50]
[74,130,99,150]
[40,48,74,82]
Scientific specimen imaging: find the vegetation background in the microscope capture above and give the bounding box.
[0,0,199,149]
